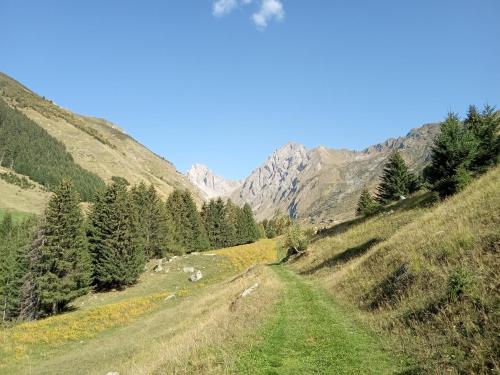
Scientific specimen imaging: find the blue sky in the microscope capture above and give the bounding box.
[1,0,499,180]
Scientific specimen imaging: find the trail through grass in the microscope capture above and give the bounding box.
[236,265,399,375]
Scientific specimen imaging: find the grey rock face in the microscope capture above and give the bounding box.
[187,164,242,200]
[231,124,440,222]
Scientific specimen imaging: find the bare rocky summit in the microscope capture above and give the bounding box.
[187,164,242,200]
[231,124,440,222]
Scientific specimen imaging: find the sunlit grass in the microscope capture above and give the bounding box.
[212,239,277,271]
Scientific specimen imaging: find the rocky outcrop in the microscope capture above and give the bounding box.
[231,124,440,222]
[187,164,242,200]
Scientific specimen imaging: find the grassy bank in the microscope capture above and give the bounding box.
[291,167,500,373]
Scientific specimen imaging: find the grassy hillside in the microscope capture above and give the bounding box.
[0,98,105,201]
[0,72,203,211]
[0,240,280,374]
[290,166,500,374]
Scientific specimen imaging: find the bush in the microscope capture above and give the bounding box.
[281,223,312,256]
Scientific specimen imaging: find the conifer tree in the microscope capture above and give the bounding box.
[165,190,209,253]
[376,152,417,204]
[225,199,243,245]
[356,189,380,216]
[130,183,173,258]
[204,198,236,249]
[32,180,92,315]
[425,113,479,197]
[239,204,259,244]
[464,105,500,172]
[0,214,31,321]
[88,181,145,290]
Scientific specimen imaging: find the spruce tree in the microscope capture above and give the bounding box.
[165,190,209,253]
[88,181,145,290]
[425,113,479,197]
[225,199,243,245]
[204,199,236,249]
[464,105,500,172]
[0,214,32,321]
[33,180,92,315]
[130,183,173,258]
[239,204,259,244]
[356,189,380,216]
[376,152,417,204]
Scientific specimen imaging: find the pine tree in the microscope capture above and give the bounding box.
[376,152,417,204]
[32,180,92,315]
[204,199,236,249]
[464,105,500,172]
[239,204,259,244]
[225,199,243,245]
[0,214,32,321]
[88,181,145,290]
[425,113,479,197]
[165,190,209,253]
[356,189,380,216]
[130,183,173,258]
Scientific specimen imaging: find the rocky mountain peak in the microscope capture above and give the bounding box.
[187,164,242,200]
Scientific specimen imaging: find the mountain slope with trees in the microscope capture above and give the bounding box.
[0,72,203,212]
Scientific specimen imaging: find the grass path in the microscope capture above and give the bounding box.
[236,265,399,375]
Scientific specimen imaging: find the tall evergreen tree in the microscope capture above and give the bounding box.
[238,204,259,244]
[88,181,145,290]
[165,190,209,253]
[203,198,236,249]
[130,183,173,258]
[464,105,500,172]
[356,189,380,216]
[31,180,92,315]
[424,113,479,197]
[376,152,418,204]
[0,214,33,321]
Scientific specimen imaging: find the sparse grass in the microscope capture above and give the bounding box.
[0,208,33,223]
[291,167,500,374]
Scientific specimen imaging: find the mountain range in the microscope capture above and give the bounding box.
[1,71,440,222]
[188,125,440,223]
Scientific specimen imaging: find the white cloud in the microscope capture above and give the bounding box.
[252,0,284,29]
[212,0,284,29]
[213,0,238,17]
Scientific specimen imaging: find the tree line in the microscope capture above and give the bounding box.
[0,179,260,321]
[0,98,105,201]
[357,105,499,216]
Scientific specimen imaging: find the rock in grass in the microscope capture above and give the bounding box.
[154,259,164,272]
[241,283,259,298]
[189,270,203,282]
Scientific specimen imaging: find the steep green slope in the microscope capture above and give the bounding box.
[291,166,500,374]
[0,98,105,201]
[0,72,203,210]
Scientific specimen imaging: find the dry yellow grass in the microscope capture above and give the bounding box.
[212,239,278,271]
[0,291,174,365]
